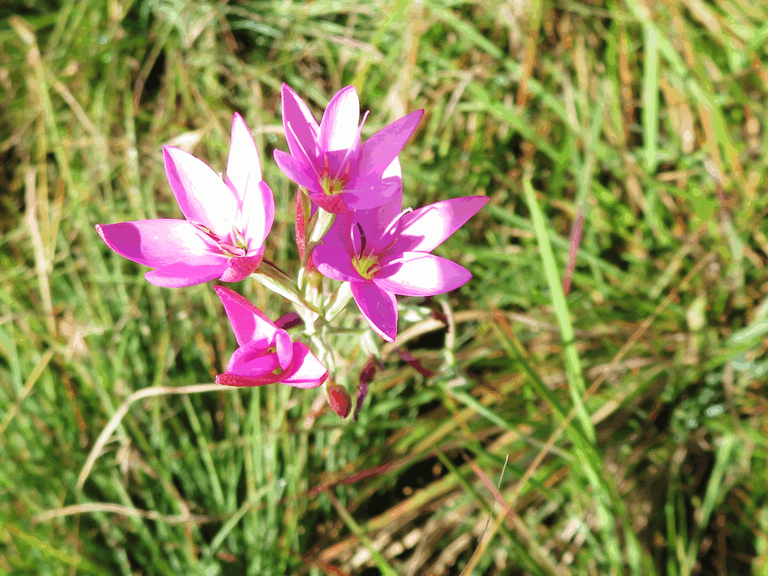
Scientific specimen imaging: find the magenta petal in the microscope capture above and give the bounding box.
[282,83,320,166]
[226,112,261,203]
[280,342,327,388]
[239,180,275,249]
[314,229,362,283]
[214,286,279,347]
[376,253,472,296]
[320,86,360,153]
[145,262,227,288]
[231,353,279,377]
[96,220,220,268]
[227,340,275,372]
[342,178,402,211]
[275,330,293,370]
[351,281,398,342]
[355,189,403,239]
[395,196,489,253]
[219,253,263,282]
[163,146,237,238]
[351,110,423,180]
[273,149,319,191]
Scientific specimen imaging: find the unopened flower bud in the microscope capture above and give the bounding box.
[327,384,351,419]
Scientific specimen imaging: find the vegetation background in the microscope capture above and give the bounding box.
[2,0,768,575]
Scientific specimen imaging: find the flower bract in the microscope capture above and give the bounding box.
[274,83,423,214]
[313,194,488,342]
[214,286,328,388]
[96,113,274,287]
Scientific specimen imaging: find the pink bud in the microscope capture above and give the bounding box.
[327,384,351,419]
[295,190,308,260]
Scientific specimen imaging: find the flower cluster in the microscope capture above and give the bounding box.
[97,85,487,418]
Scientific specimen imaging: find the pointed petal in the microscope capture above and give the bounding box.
[226,112,261,203]
[231,353,279,377]
[341,178,402,211]
[351,281,398,342]
[219,252,263,282]
[145,262,227,288]
[96,220,221,268]
[376,253,471,296]
[226,340,278,374]
[350,110,423,180]
[239,180,275,249]
[163,146,237,237]
[320,86,360,153]
[280,342,327,388]
[314,254,361,283]
[314,215,362,283]
[214,285,279,347]
[275,330,293,370]
[340,189,403,253]
[282,83,320,165]
[394,196,489,253]
[273,149,319,191]
[382,156,402,179]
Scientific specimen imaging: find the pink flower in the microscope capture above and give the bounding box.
[214,286,328,388]
[313,195,488,342]
[274,83,423,214]
[96,113,274,287]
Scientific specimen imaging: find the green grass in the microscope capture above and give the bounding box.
[2,0,768,574]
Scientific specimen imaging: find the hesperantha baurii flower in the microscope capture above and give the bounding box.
[94,83,489,420]
[214,286,328,388]
[273,83,424,214]
[313,193,489,342]
[96,113,274,287]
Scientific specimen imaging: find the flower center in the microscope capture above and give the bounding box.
[266,346,283,375]
[319,154,352,196]
[193,223,248,257]
[320,175,345,196]
[353,254,380,280]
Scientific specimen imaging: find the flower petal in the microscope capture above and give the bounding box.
[314,216,362,283]
[219,253,263,282]
[280,342,328,388]
[274,149,319,191]
[394,196,489,253]
[341,178,402,211]
[350,110,423,181]
[351,281,398,342]
[214,285,279,347]
[239,180,275,249]
[226,340,277,374]
[226,112,261,203]
[345,189,404,253]
[320,86,360,153]
[282,83,321,167]
[96,219,221,268]
[163,146,237,237]
[275,330,294,370]
[145,262,227,288]
[375,253,471,296]
[230,353,279,377]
